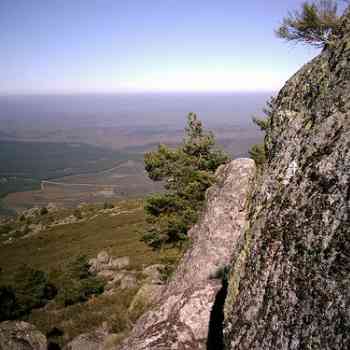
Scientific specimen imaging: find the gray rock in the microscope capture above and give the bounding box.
[142,264,165,284]
[128,283,165,317]
[21,207,40,219]
[223,10,350,350]
[120,274,137,290]
[89,253,129,274]
[97,270,116,281]
[97,251,110,264]
[110,256,130,270]
[88,258,98,274]
[63,329,110,350]
[0,321,47,350]
[119,158,255,350]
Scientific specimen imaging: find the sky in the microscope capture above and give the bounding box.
[0,0,322,94]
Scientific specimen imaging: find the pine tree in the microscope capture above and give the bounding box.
[276,0,343,47]
[143,113,229,248]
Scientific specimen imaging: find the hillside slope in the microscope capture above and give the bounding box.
[223,10,350,350]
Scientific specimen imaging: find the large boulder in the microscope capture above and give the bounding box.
[119,158,255,350]
[223,10,350,350]
[63,329,109,350]
[0,321,47,350]
[89,252,130,275]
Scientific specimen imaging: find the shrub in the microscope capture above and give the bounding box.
[249,144,267,169]
[249,98,275,169]
[275,0,343,47]
[55,256,104,307]
[13,265,56,315]
[40,207,48,215]
[143,113,229,247]
[103,202,114,209]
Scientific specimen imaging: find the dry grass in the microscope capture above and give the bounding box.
[0,199,181,347]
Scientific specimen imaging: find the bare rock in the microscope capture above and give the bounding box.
[63,329,109,350]
[21,207,40,219]
[142,264,165,284]
[47,202,58,212]
[97,270,116,281]
[128,283,165,319]
[0,321,47,350]
[110,256,130,270]
[97,251,110,264]
[119,158,255,350]
[223,11,350,350]
[120,274,137,290]
[89,252,129,274]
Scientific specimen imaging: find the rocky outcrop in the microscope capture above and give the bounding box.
[0,321,47,350]
[63,328,115,350]
[223,10,350,350]
[119,158,255,350]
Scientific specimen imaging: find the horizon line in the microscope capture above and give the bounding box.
[0,89,277,96]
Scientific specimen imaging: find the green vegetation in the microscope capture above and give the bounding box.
[0,257,105,321]
[276,0,343,47]
[249,98,274,169]
[0,265,55,321]
[143,113,229,248]
[52,256,105,307]
[0,200,181,347]
[0,140,142,202]
[0,177,41,200]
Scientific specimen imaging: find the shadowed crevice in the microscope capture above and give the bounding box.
[206,279,228,350]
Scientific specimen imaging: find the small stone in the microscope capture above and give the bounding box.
[97,251,110,264]
[120,274,137,290]
[110,256,130,270]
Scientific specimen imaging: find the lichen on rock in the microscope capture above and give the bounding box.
[223,10,350,350]
[118,158,255,350]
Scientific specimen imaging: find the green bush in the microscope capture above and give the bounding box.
[249,98,275,169]
[40,207,48,216]
[0,265,56,321]
[13,265,56,315]
[54,256,104,307]
[55,277,104,306]
[249,144,267,169]
[143,113,229,247]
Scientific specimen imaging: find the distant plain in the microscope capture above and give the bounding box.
[0,93,270,214]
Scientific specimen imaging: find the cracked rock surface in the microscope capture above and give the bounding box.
[224,10,350,350]
[119,158,255,350]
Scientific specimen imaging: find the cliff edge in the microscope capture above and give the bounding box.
[223,10,350,350]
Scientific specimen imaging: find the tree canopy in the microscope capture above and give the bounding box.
[276,0,344,47]
[143,113,229,248]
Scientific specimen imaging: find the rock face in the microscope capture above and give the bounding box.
[0,321,47,350]
[63,328,111,350]
[223,11,350,350]
[119,158,255,350]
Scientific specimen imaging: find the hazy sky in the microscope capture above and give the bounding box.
[0,0,321,94]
